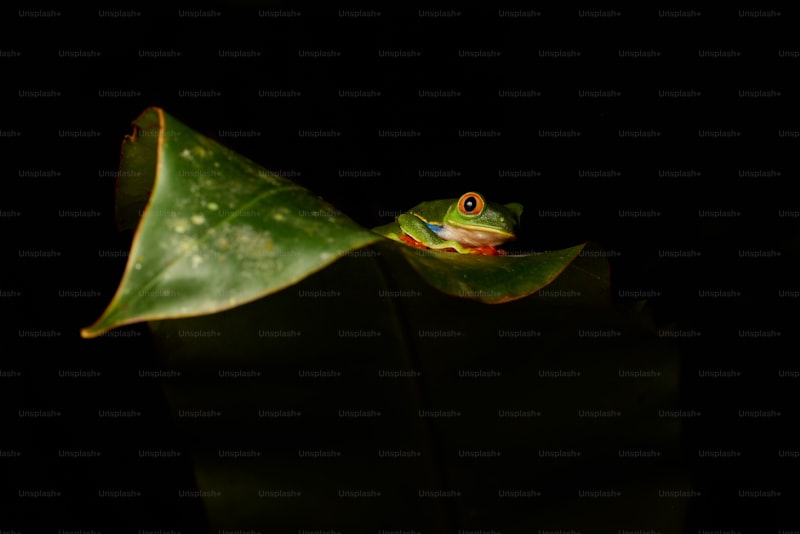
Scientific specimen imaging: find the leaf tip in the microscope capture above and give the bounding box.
[80,310,124,339]
[79,323,106,339]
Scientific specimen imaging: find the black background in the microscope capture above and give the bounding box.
[2,5,799,533]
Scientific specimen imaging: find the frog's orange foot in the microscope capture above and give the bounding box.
[467,245,506,256]
[398,234,431,250]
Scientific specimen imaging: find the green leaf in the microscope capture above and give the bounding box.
[81,107,380,338]
[375,239,587,304]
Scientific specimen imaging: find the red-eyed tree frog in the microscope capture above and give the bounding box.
[373,192,523,255]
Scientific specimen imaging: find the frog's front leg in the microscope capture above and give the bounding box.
[397,214,474,254]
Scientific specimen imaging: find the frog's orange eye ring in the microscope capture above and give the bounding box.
[458,192,485,216]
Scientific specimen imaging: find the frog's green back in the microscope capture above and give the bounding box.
[408,198,458,225]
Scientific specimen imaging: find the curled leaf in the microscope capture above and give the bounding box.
[81,107,379,338]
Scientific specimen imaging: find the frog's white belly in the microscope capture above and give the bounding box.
[434,223,511,247]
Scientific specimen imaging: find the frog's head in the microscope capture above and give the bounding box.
[441,192,523,247]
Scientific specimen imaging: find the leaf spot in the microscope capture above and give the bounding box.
[191,214,206,225]
[173,218,190,233]
[207,202,219,211]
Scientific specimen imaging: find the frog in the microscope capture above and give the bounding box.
[372,192,523,255]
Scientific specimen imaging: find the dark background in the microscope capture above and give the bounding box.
[2,5,798,532]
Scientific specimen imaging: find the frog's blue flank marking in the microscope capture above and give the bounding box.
[425,222,444,235]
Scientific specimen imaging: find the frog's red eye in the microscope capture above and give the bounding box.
[458,192,484,215]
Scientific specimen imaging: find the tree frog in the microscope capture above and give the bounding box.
[373,192,523,255]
